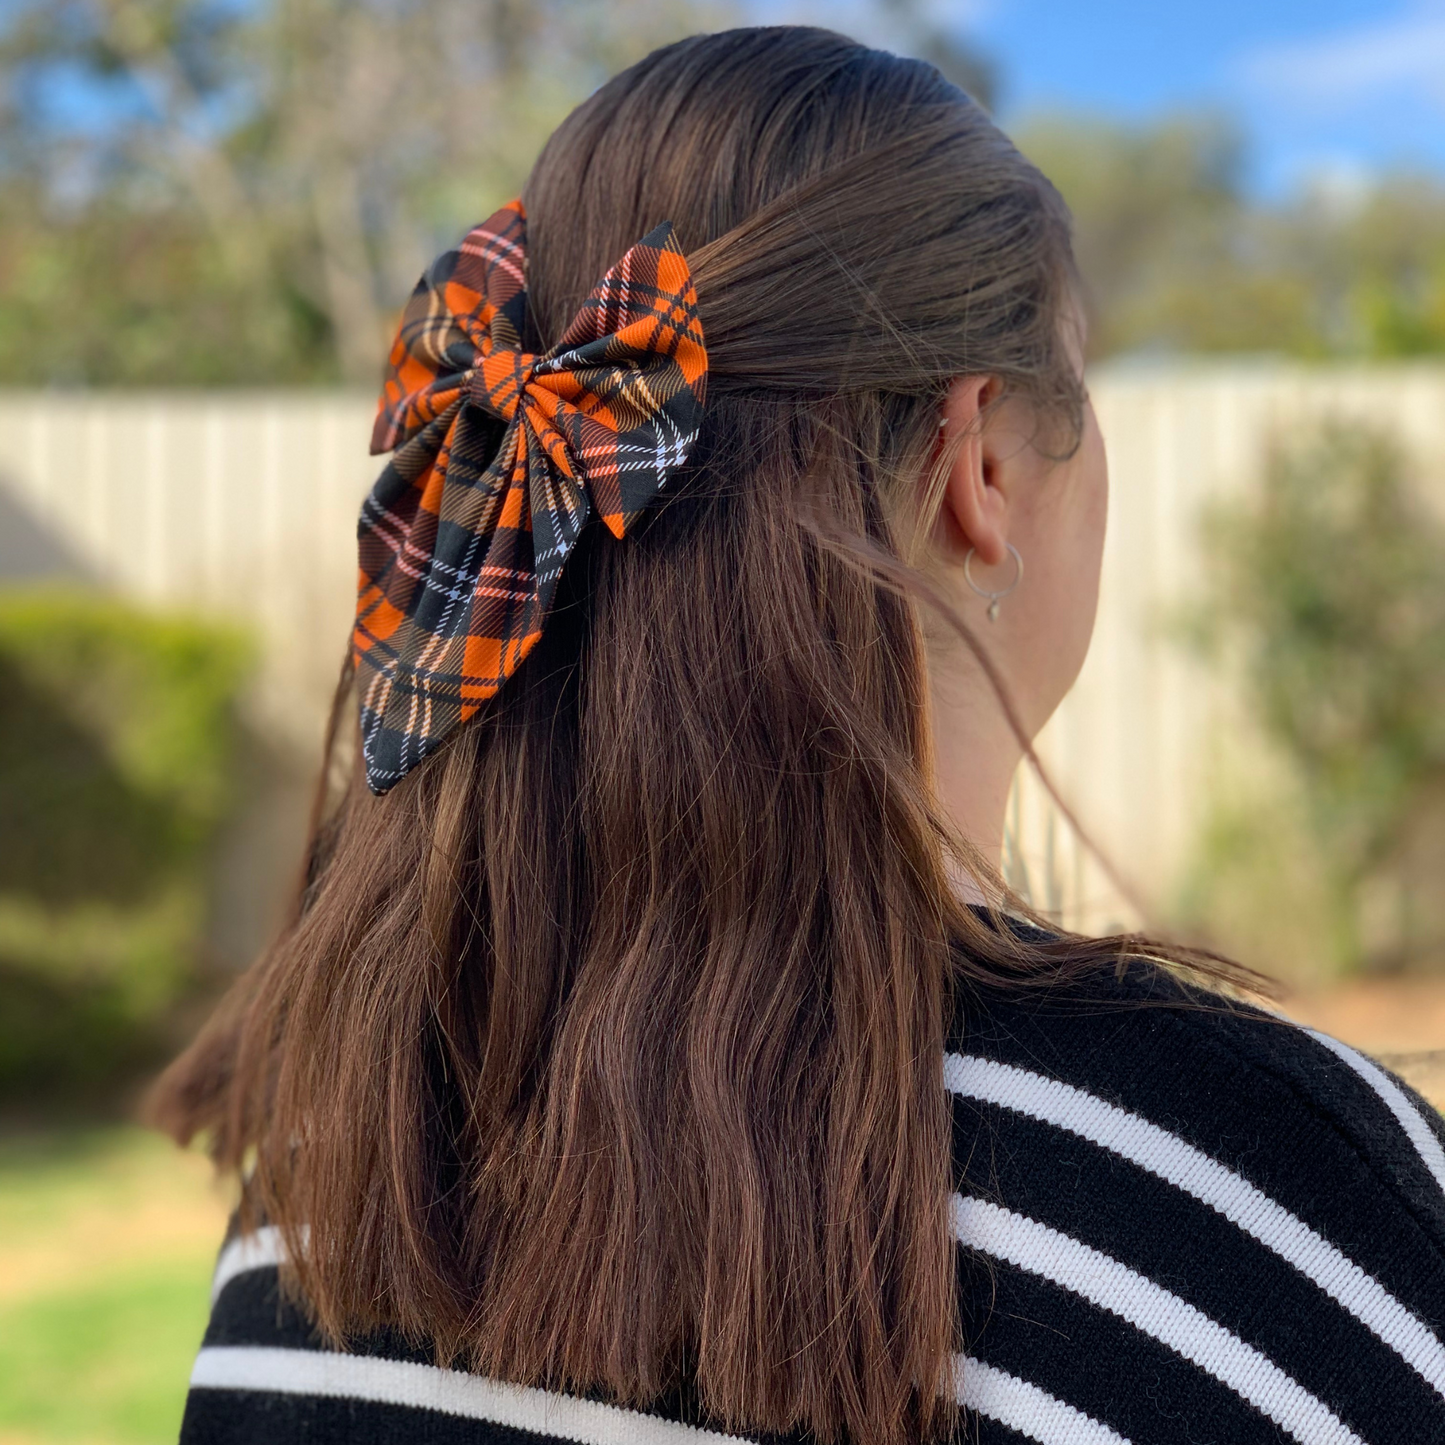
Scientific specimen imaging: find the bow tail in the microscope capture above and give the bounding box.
[524,414,595,613]
[356,414,547,788]
[354,406,459,674]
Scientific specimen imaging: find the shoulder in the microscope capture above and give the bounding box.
[946,953,1445,1443]
[949,956,1445,1253]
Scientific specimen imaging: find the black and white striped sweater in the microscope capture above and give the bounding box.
[180,961,1445,1445]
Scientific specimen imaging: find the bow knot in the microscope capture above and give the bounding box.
[352,198,708,794]
[470,345,539,424]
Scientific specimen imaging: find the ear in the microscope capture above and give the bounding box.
[938,374,1009,567]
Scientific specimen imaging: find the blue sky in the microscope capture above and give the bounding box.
[773,0,1445,195]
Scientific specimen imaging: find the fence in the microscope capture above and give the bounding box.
[3,365,1444,937]
[1015,363,1445,931]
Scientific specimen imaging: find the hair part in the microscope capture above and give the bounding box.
[152,27,1166,1445]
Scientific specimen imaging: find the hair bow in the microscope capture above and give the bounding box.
[352,198,707,793]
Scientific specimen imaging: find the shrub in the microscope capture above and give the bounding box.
[0,587,252,1104]
[1180,424,1445,977]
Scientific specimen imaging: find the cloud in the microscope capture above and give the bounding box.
[1234,1,1445,108]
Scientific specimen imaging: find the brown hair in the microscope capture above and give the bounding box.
[152,26,1187,1445]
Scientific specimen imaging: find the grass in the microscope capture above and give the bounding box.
[0,1126,232,1445]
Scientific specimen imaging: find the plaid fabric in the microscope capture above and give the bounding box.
[353,198,707,793]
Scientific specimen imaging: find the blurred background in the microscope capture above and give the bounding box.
[1,1,1444,1439]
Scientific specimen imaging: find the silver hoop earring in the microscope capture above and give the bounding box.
[963,543,1024,622]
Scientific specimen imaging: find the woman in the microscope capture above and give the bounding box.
[156,26,1445,1445]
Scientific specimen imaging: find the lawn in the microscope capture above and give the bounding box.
[0,1127,232,1445]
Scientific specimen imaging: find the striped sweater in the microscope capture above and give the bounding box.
[180,960,1445,1444]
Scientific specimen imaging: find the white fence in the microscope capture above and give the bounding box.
[3,366,1444,934]
[1020,363,1445,930]
[0,392,370,743]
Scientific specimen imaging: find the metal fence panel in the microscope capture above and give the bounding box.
[3,366,1443,931]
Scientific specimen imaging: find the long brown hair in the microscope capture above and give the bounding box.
[154,27,1183,1445]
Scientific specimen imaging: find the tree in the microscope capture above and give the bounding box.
[866,0,996,111]
[1017,113,1445,361]
[0,0,724,385]
[1188,425,1445,973]
[6,9,1443,383]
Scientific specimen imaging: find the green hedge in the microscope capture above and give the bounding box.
[0,588,252,1103]
[1178,424,1445,979]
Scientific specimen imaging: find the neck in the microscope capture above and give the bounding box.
[927,661,1025,890]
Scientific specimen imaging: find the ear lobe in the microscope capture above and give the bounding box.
[940,375,1009,567]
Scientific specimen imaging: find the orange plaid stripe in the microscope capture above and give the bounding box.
[353,199,707,793]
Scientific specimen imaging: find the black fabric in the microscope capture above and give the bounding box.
[179,954,1445,1445]
[958,1259,1283,1445]
[953,1096,1442,1441]
[181,1389,551,1445]
[955,968,1445,1329]
[198,1267,434,1365]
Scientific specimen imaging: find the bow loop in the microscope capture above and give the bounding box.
[352,199,707,793]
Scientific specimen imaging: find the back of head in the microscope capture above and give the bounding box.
[525,27,1075,400]
[154,27,1081,1445]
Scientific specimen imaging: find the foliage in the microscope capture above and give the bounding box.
[862,0,997,111]
[1017,115,1445,361]
[0,587,252,1100]
[0,187,335,386]
[4,7,1442,382]
[1173,772,1344,985]
[1182,425,1445,974]
[0,0,730,385]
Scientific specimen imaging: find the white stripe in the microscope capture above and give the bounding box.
[211,1226,290,1304]
[191,1343,1132,1445]
[1305,1029,1445,1199]
[954,1195,1365,1445]
[945,1052,1445,1398]
[190,1347,751,1445]
[956,1356,1131,1444]
[203,1229,1134,1445]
